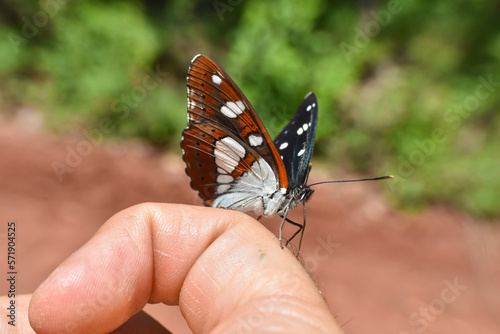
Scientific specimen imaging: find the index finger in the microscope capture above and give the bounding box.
[29,203,342,333]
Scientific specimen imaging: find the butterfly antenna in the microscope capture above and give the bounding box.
[309,175,393,187]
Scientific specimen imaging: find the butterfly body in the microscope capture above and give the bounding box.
[181,54,318,251]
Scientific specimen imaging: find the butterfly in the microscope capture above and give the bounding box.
[181,54,392,255]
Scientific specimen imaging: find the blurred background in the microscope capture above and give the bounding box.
[0,0,499,333]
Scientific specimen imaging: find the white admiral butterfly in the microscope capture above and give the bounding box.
[181,55,392,255]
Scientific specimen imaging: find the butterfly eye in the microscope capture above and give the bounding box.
[293,185,313,202]
[293,186,303,200]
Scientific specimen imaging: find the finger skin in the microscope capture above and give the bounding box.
[0,298,170,334]
[27,203,342,333]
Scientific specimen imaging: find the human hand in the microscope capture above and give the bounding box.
[2,203,342,333]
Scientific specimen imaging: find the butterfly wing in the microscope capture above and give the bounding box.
[274,92,318,188]
[181,55,289,209]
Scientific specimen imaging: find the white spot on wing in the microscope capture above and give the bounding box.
[217,184,231,193]
[306,105,312,112]
[221,105,237,118]
[236,100,245,111]
[302,123,309,131]
[215,151,238,171]
[220,101,244,119]
[297,127,304,135]
[217,167,228,174]
[217,174,234,183]
[212,74,222,85]
[222,137,245,158]
[279,142,288,150]
[248,134,263,147]
[214,137,246,173]
[298,148,305,156]
[227,101,243,115]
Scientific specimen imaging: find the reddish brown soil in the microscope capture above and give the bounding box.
[1,119,499,333]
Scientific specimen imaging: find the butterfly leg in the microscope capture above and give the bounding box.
[298,203,307,255]
[280,217,303,246]
[278,207,291,249]
[279,204,307,255]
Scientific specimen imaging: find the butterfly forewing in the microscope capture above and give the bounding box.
[274,92,318,188]
[181,55,289,205]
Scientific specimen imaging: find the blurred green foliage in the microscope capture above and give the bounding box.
[1,0,499,217]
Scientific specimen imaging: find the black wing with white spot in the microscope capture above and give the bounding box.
[273,92,318,188]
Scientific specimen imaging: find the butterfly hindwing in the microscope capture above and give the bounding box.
[274,92,318,188]
[181,55,289,205]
